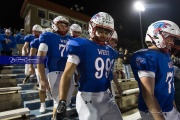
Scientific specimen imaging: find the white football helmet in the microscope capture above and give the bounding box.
[42,28,52,33]
[52,16,69,33]
[145,20,180,53]
[32,24,42,32]
[109,31,118,48]
[32,24,42,38]
[88,12,114,45]
[69,24,82,37]
[111,30,118,40]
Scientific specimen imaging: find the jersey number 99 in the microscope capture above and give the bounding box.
[95,57,112,79]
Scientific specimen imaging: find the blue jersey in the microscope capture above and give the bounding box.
[39,32,72,72]
[67,38,117,92]
[24,34,36,49]
[30,38,47,68]
[30,38,40,49]
[130,49,174,112]
[15,33,25,44]
[24,34,36,43]
[108,46,118,81]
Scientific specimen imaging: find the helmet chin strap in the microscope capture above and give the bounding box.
[148,34,180,54]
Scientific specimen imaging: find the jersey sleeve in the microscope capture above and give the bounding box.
[39,33,48,44]
[130,52,157,73]
[30,39,39,49]
[24,35,30,43]
[66,39,80,56]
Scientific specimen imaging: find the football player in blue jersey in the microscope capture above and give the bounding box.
[15,29,26,56]
[22,24,42,84]
[173,65,180,112]
[56,12,123,120]
[69,23,82,108]
[108,31,123,99]
[22,24,42,56]
[29,28,52,113]
[37,16,75,119]
[69,23,82,38]
[130,20,180,120]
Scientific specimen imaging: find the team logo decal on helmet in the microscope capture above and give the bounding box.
[153,22,171,35]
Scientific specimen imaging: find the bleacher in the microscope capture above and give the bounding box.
[0,49,77,120]
[0,68,30,120]
[113,60,142,119]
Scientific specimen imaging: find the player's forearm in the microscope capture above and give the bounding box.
[59,62,77,100]
[59,72,72,100]
[143,93,165,120]
[29,48,37,68]
[37,64,46,81]
[22,43,29,55]
[37,51,47,81]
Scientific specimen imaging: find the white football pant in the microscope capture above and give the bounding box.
[76,90,123,120]
[47,71,74,108]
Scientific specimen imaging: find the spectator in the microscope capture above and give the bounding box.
[1,29,16,56]
[122,48,131,79]
[15,29,26,56]
[118,47,123,68]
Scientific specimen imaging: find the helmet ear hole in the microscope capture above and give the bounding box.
[152,40,156,45]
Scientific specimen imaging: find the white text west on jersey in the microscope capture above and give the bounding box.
[97,49,109,56]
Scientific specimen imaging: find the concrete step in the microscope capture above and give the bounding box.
[3,66,25,69]
[24,99,53,110]
[0,79,17,87]
[29,107,53,120]
[0,69,13,74]
[0,74,17,79]
[12,69,25,74]
[17,74,36,78]
[0,73,33,79]
[122,108,141,120]
[20,90,39,101]
[17,78,37,84]
[0,92,22,112]
[18,83,36,90]
[0,107,30,120]
[29,106,78,120]
[16,74,26,78]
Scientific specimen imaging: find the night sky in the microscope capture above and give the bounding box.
[1,0,180,49]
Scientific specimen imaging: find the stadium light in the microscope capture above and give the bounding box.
[134,1,145,48]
